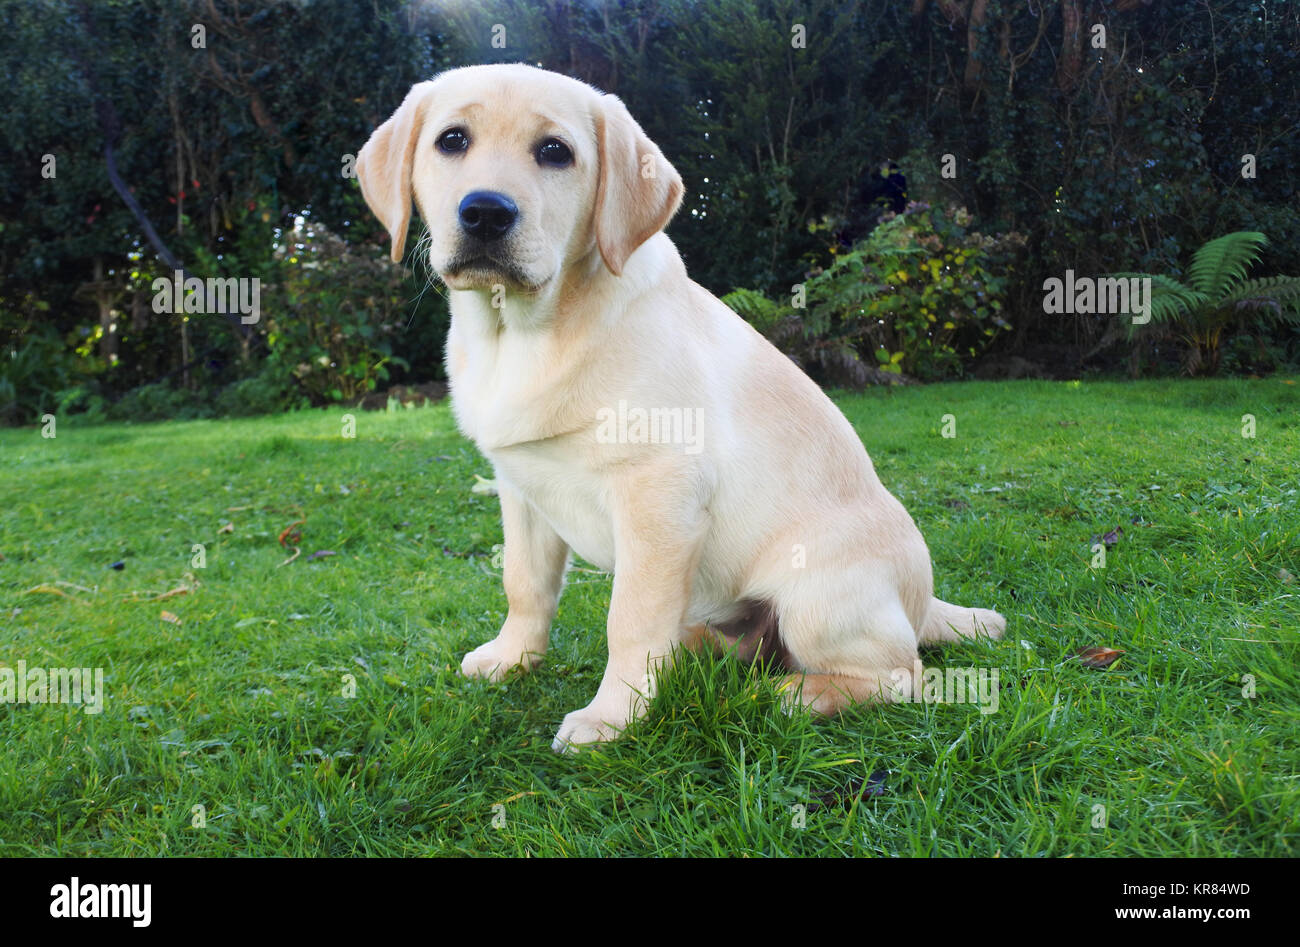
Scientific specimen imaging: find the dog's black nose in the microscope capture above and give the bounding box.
[458,191,518,242]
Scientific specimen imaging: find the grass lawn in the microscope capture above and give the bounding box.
[1,377,1297,856]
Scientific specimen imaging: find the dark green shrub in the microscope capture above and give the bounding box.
[215,371,306,418]
[725,204,1024,384]
[264,218,415,405]
[0,324,73,426]
[110,382,215,423]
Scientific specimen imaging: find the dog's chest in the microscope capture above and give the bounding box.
[490,442,616,570]
[445,326,541,448]
[445,318,616,569]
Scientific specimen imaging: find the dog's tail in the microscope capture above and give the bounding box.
[918,597,1006,645]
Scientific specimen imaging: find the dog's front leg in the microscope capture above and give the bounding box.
[552,475,706,752]
[461,480,569,682]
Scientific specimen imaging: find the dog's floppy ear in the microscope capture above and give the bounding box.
[592,94,684,276]
[357,82,434,263]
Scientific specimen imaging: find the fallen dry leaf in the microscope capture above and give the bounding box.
[217,522,234,535]
[160,610,182,625]
[807,770,888,812]
[278,519,305,547]
[1072,646,1124,669]
[22,584,88,604]
[1089,527,1124,547]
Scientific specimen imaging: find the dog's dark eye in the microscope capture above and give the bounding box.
[436,128,470,154]
[536,138,573,168]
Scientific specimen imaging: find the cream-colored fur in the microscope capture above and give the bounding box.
[357,64,1005,752]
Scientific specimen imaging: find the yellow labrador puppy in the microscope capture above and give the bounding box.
[357,64,1005,752]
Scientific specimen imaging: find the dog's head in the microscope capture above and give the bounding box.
[356,64,683,292]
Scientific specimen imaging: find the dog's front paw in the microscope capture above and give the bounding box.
[460,639,541,682]
[551,708,624,753]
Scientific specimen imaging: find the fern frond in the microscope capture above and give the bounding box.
[722,287,788,336]
[1108,273,1208,335]
[722,288,782,321]
[1217,276,1300,323]
[1186,231,1268,297]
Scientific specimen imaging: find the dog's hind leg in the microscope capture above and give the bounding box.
[774,573,922,716]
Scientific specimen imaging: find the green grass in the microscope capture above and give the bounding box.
[1,377,1297,856]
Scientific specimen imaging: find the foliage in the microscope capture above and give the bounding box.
[214,371,307,419]
[1113,232,1300,375]
[725,204,1023,384]
[0,0,445,422]
[0,324,71,426]
[264,217,416,406]
[109,381,215,423]
[810,204,1022,379]
[2,0,1299,415]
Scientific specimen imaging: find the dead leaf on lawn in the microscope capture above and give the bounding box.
[160,610,182,625]
[152,573,199,601]
[217,522,234,535]
[1089,527,1124,547]
[807,770,889,812]
[278,520,305,547]
[22,584,89,604]
[277,519,305,567]
[121,573,199,603]
[1072,646,1124,669]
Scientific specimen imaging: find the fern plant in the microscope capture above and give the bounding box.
[1114,232,1300,375]
[720,288,786,339]
[721,286,893,387]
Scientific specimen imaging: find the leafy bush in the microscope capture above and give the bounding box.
[724,204,1024,384]
[1113,232,1300,376]
[110,382,215,423]
[0,323,73,426]
[263,218,415,405]
[214,370,306,418]
[55,383,109,425]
